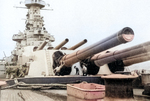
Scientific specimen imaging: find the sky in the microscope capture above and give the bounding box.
[0,0,150,70]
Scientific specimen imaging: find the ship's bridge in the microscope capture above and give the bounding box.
[25,0,46,8]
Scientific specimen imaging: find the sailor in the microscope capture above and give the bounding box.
[82,66,87,76]
[74,66,79,75]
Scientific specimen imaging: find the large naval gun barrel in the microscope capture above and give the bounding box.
[94,41,150,67]
[36,40,49,51]
[54,38,69,50]
[123,52,150,66]
[61,27,134,67]
[85,41,150,73]
[68,39,87,50]
[53,27,134,75]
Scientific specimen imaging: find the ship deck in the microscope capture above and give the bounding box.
[134,89,150,101]
[1,89,56,101]
[1,76,150,101]
[1,89,150,101]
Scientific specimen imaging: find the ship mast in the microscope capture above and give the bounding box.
[9,0,55,65]
[13,0,55,49]
[25,0,54,47]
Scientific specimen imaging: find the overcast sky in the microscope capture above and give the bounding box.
[0,0,150,70]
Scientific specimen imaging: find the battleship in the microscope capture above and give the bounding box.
[0,0,150,101]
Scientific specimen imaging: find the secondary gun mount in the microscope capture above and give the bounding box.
[53,27,134,75]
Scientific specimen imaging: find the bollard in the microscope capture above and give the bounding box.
[102,74,138,101]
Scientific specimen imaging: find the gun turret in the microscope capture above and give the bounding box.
[53,27,134,75]
[68,39,87,50]
[107,51,150,73]
[82,41,150,74]
[54,38,69,50]
[94,41,150,66]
